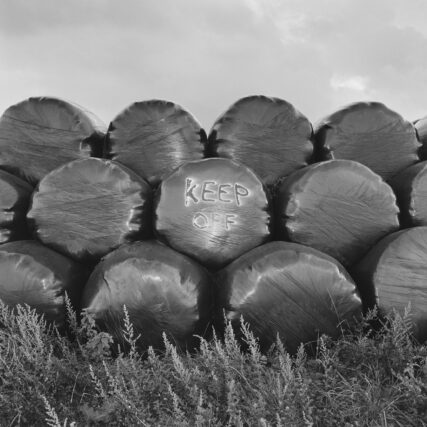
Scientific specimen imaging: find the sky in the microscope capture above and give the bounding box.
[1,0,427,130]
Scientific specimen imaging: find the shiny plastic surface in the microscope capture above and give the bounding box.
[351,227,427,342]
[390,161,427,227]
[208,95,313,187]
[27,158,152,263]
[314,102,420,181]
[107,100,206,187]
[0,97,106,185]
[81,240,213,351]
[0,170,33,244]
[0,240,88,327]
[155,158,271,268]
[217,241,362,353]
[276,160,400,267]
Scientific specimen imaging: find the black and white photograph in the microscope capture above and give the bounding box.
[1,1,427,425]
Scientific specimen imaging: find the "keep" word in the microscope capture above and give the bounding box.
[185,179,250,207]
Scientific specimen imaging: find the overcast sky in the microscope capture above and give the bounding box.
[1,0,427,130]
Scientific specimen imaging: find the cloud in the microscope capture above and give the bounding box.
[330,75,369,92]
[0,0,427,130]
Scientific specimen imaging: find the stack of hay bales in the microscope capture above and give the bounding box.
[0,95,426,353]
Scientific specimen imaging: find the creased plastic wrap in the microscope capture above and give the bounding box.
[0,170,33,244]
[216,241,362,353]
[154,158,271,268]
[81,240,213,352]
[207,95,313,187]
[106,100,206,187]
[389,161,427,227]
[351,227,427,342]
[27,158,152,263]
[276,160,400,267]
[314,102,420,181]
[0,97,106,185]
[0,240,88,327]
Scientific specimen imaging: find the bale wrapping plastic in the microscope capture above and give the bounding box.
[351,227,427,342]
[107,100,206,187]
[81,240,213,351]
[0,97,106,185]
[314,102,420,181]
[0,170,33,243]
[389,161,427,227]
[207,95,313,187]
[276,160,400,267]
[0,240,88,327]
[217,241,362,353]
[27,158,152,263]
[415,116,427,159]
[155,158,271,268]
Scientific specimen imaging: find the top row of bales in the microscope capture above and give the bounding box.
[0,95,425,190]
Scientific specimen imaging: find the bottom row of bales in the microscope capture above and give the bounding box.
[1,226,427,353]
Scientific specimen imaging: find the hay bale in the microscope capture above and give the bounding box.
[276,160,399,267]
[0,240,88,327]
[154,158,271,268]
[314,102,420,181]
[351,227,427,342]
[0,97,106,185]
[216,241,362,353]
[0,170,33,244]
[389,161,427,227]
[207,95,313,187]
[81,240,213,352]
[107,100,206,187]
[414,116,427,159]
[27,158,152,263]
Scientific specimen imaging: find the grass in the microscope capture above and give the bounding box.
[0,298,427,426]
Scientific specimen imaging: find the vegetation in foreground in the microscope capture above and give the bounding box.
[0,299,427,426]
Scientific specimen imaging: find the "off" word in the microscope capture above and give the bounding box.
[192,212,238,230]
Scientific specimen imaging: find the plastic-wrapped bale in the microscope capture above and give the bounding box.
[351,227,427,342]
[314,102,420,181]
[0,240,88,327]
[0,170,33,244]
[389,161,427,227]
[216,241,362,353]
[27,158,152,263]
[207,95,313,188]
[414,116,427,159]
[155,158,271,268]
[0,97,106,185]
[81,240,213,352]
[106,100,206,187]
[276,160,400,267]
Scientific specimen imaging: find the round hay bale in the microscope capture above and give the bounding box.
[0,97,106,185]
[27,158,152,263]
[276,160,400,267]
[216,241,362,353]
[207,95,313,187]
[414,115,427,159]
[389,161,427,227]
[314,102,420,181]
[81,240,213,352]
[351,227,427,342]
[154,158,271,268]
[0,170,33,244]
[0,240,88,327]
[107,100,206,187]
